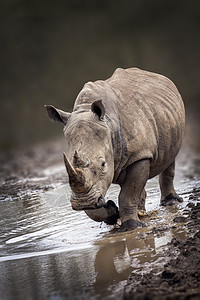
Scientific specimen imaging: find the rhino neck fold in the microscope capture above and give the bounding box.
[106,115,127,183]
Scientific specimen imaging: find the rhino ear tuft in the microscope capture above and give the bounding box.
[45,105,71,125]
[91,100,105,121]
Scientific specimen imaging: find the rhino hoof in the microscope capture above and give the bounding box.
[161,193,183,207]
[119,219,146,232]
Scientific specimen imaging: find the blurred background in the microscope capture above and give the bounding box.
[0,0,199,152]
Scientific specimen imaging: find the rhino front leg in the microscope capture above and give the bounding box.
[119,159,150,231]
[159,161,183,206]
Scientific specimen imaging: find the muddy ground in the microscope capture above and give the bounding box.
[0,139,200,300]
[0,138,67,199]
[124,200,200,300]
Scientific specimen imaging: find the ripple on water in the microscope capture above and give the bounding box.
[0,172,196,260]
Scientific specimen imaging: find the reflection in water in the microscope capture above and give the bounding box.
[0,149,199,299]
[93,226,187,298]
[0,226,187,300]
[93,234,152,296]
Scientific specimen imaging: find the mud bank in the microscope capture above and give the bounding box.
[123,192,200,300]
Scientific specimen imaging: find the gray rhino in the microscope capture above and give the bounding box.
[45,67,185,231]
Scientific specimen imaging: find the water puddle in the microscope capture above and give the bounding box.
[0,148,199,299]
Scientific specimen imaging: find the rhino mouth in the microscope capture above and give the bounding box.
[70,193,105,211]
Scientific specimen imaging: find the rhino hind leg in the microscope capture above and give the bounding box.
[119,159,150,231]
[159,161,183,206]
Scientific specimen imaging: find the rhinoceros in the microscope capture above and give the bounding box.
[45,67,185,230]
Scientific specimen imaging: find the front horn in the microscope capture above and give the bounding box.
[63,152,77,179]
[63,152,89,193]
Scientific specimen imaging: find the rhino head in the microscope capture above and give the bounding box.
[45,100,115,212]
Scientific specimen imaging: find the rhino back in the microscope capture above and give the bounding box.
[107,68,185,178]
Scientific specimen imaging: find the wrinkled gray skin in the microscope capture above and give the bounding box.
[45,67,185,230]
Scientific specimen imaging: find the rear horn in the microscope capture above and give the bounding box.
[73,150,89,168]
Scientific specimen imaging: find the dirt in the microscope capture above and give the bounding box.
[0,138,67,198]
[123,192,200,300]
[1,139,200,300]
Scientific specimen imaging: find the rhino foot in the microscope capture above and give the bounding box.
[161,193,183,207]
[119,219,146,232]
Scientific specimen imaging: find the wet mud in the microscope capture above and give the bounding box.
[0,138,67,198]
[124,200,200,300]
[0,138,200,300]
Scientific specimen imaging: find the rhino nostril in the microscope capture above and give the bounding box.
[96,196,104,209]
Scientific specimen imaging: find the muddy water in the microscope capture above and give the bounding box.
[0,148,199,300]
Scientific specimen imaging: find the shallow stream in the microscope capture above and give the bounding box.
[0,147,199,300]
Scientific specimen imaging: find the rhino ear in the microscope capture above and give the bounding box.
[45,105,71,125]
[91,100,105,121]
